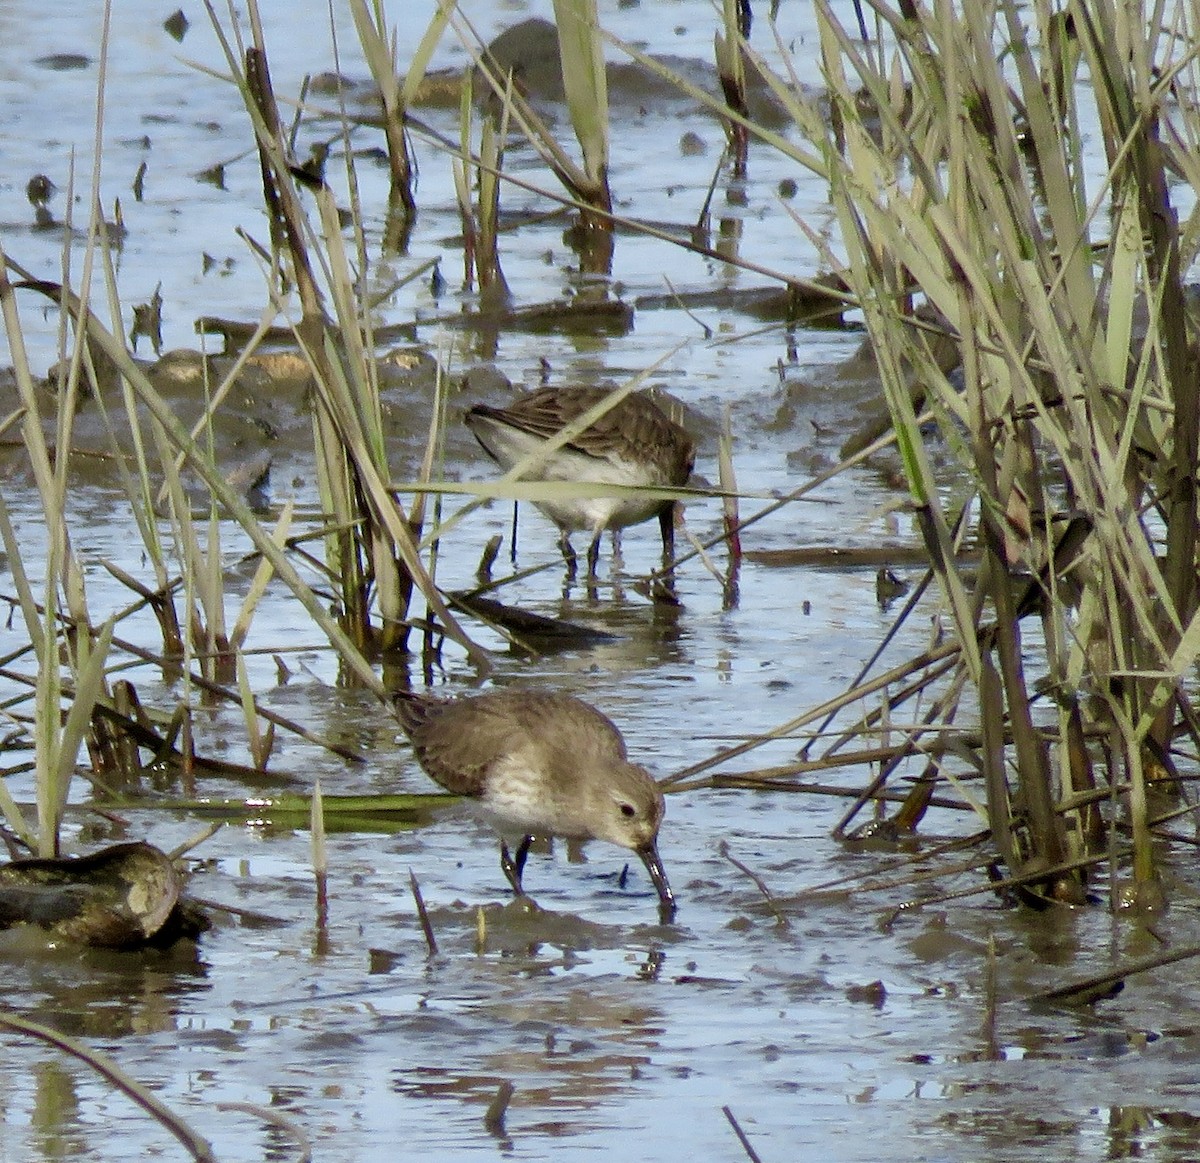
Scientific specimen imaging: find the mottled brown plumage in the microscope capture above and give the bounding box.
[465,386,695,574]
[394,688,675,920]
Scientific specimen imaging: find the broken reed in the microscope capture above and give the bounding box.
[453,68,510,295]
[802,0,1200,904]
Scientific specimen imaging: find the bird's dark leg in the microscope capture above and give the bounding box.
[586,529,603,577]
[650,504,684,606]
[558,531,578,580]
[658,503,677,573]
[500,834,533,896]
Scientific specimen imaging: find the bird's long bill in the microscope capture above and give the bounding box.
[638,841,677,923]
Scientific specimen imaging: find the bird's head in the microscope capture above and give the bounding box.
[586,762,676,922]
[584,761,664,850]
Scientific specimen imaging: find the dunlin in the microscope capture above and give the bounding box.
[464,386,695,576]
[394,688,676,921]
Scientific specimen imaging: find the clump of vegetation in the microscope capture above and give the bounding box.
[668,0,1200,912]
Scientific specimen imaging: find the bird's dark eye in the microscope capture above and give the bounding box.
[619,803,636,818]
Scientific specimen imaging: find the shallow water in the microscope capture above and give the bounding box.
[1,2,1199,1161]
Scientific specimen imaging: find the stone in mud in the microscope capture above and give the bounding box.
[471,17,792,127]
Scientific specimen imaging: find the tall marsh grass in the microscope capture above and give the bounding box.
[622,0,1200,911]
[0,1,488,858]
[751,0,1200,905]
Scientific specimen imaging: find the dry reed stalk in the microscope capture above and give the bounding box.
[410,869,438,956]
[0,1011,215,1162]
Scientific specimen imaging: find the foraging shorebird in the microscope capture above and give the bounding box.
[394,687,676,921]
[464,386,695,576]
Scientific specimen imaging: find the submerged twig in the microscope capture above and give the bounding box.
[719,841,788,928]
[0,1010,214,1162]
[409,869,438,956]
[805,852,999,905]
[312,780,328,952]
[797,831,991,901]
[664,640,960,786]
[981,933,999,1059]
[484,1079,515,1136]
[186,895,288,927]
[168,822,224,861]
[1033,944,1200,1007]
[883,848,1135,925]
[217,1101,312,1163]
[722,1105,764,1163]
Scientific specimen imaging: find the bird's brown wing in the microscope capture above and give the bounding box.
[473,387,695,484]
[394,694,496,796]
[467,387,604,446]
[599,396,695,485]
[397,691,569,796]
[394,690,628,795]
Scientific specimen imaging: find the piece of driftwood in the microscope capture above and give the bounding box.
[0,841,198,948]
